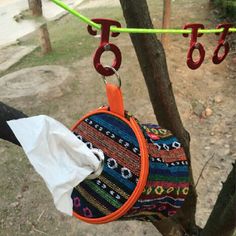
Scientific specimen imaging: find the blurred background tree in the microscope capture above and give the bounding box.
[210,0,236,20]
[28,0,43,16]
[28,0,52,54]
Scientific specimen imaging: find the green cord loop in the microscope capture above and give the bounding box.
[51,0,236,34]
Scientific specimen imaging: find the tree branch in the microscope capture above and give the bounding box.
[0,102,27,146]
[201,162,236,236]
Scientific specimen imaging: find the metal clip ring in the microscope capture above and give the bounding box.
[102,65,121,88]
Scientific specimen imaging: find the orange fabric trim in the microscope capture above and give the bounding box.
[106,84,124,117]
[71,108,149,224]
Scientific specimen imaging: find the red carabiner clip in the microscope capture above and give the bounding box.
[183,23,205,70]
[88,18,122,76]
[212,23,232,64]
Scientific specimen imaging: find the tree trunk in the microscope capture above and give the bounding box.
[28,0,43,17]
[39,23,52,55]
[161,0,171,48]
[119,0,197,234]
[201,162,236,236]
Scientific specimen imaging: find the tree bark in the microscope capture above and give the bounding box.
[119,0,197,234]
[28,0,43,17]
[39,23,52,55]
[0,102,27,146]
[161,0,171,48]
[201,162,236,236]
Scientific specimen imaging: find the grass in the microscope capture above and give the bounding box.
[1,6,124,77]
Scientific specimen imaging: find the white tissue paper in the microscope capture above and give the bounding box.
[7,115,104,216]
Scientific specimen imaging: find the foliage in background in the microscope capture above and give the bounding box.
[210,0,236,20]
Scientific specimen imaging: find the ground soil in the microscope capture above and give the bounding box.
[0,0,235,235]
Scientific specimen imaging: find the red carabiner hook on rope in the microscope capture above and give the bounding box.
[183,23,205,70]
[212,23,232,64]
[88,18,122,76]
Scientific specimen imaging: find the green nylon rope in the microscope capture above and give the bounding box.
[51,0,236,34]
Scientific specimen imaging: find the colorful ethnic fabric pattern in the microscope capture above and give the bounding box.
[123,123,189,221]
[71,112,189,221]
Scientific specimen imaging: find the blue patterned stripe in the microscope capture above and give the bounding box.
[90,115,139,146]
[150,163,189,177]
[103,165,136,190]
[151,137,178,145]
[102,170,133,196]
[98,114,134,135]
[150,169,189,177]
[150,162,189,171]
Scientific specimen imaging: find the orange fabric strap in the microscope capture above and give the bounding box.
[106,84,124,117]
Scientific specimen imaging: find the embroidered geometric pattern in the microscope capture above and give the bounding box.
[71,113,189,221]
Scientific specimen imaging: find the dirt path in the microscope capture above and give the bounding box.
[0,0,235,235]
